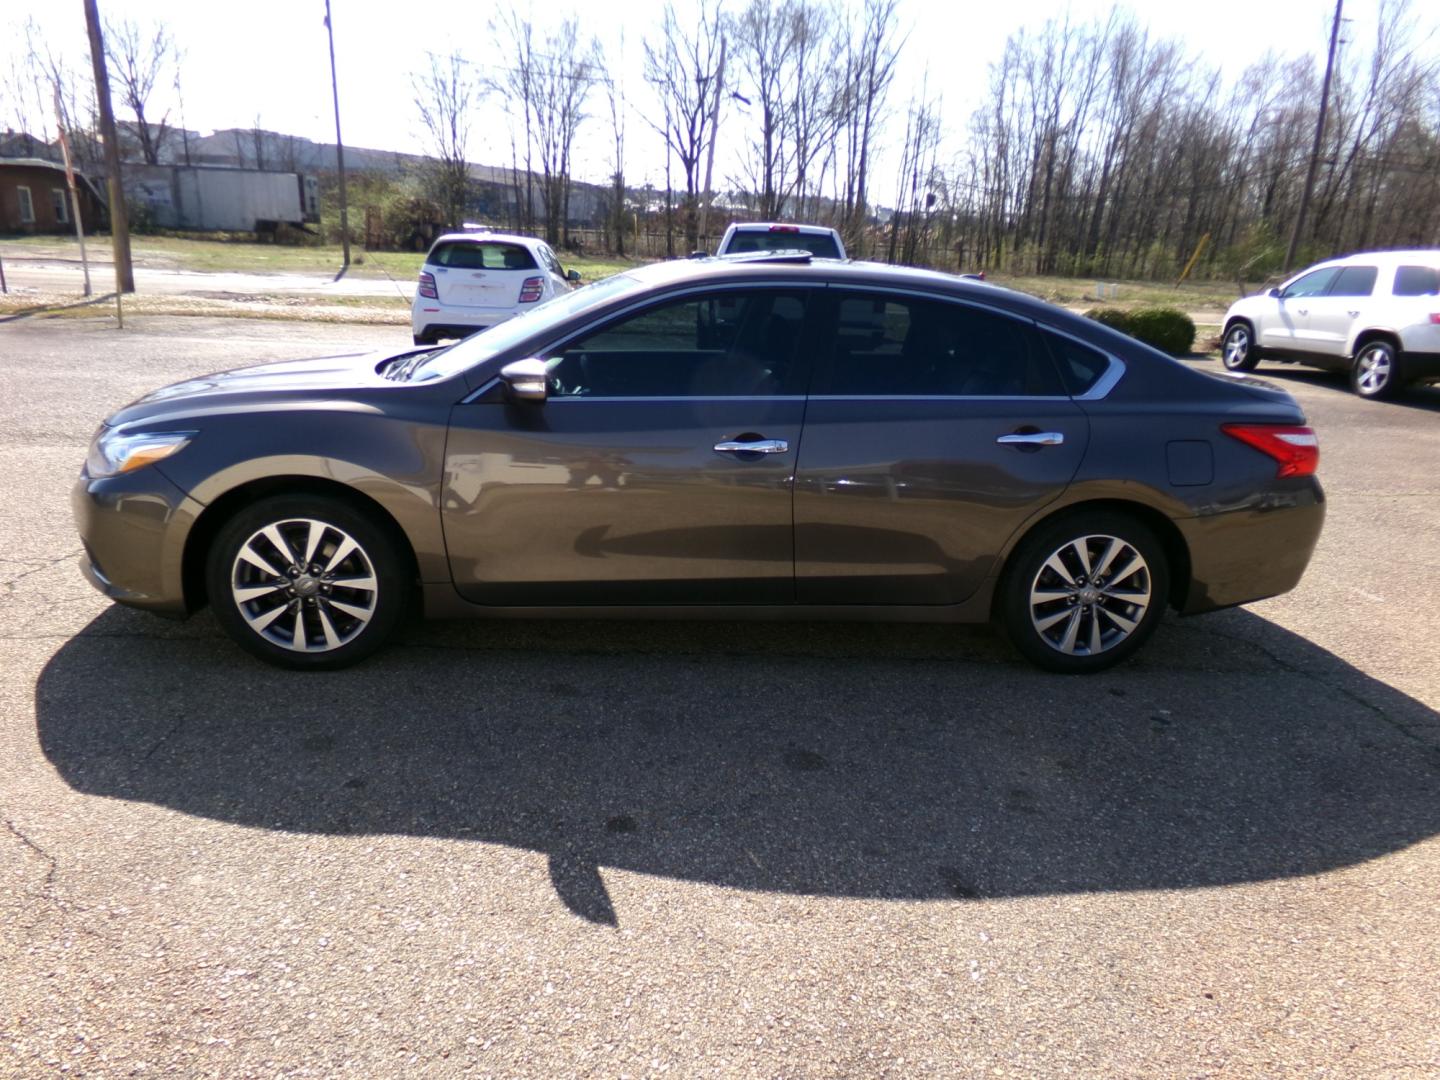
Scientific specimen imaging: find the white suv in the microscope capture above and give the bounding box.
[716,222,846,259]
[412,231,579,345]
[1221,250,1440,399]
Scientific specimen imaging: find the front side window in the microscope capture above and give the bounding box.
[16,185,34,224]
[428,241,538,271]
[1394,265,1440,296]
[546,290,808,398]
[1281,267,1340,299]
[51,187,69,224]
[819,293,1062,397]
[1328,266,1377,297]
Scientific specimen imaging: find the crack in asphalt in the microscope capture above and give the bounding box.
[1,549,83,592]
[3,817,58,898]
[1170,620,1440,756]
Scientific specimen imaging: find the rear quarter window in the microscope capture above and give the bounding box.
[1393,265,1440,296]
[1040,331,1113,396]
[429,241,539,271]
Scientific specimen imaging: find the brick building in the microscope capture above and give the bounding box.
[0,159,107,234]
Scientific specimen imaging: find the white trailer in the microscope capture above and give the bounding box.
[122,165,320,232]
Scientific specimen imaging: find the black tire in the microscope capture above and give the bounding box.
[997,510,1171,674]
[413,331,432,346]
[1350,339,1402,400]
[205,494,409,670]
[1221,321,1260,372]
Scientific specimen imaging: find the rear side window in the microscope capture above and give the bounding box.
[429,241,538,271]
[1393,265,1440,296]
[820,294,1062,396]
[1328,265,1377,297]
[726,230,842,258]
[1040,332,1112,396]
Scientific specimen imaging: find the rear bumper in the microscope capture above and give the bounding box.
[71,467,202,617]
[412,306,519,340]
[1175,479,1326,614]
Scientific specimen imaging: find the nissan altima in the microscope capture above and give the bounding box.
[74,255,1325,673]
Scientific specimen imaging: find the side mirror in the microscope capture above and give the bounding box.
[566,269,581,282]
[1268,287,1282,298]
[500,358,549,402]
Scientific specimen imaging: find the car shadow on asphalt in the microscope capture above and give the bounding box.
[1248,365,1440,414]
[35,607,1440,925]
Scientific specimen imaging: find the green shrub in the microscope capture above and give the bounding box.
[1084,307,1132,332]
[1126,307,1196,355]
[1083,305,1196,356]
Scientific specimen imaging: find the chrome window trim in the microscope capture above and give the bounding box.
[1033,323,1127,401]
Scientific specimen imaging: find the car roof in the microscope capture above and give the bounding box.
[610,256,1079,321]
[724,222,840,236]
[1309,249,1440,269]
[429,231,545,249]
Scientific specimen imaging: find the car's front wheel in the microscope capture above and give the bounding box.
[206,495,408,669]
[1351,339,1402,400]
[1221,322,1260,372]
[998,511,1170,674]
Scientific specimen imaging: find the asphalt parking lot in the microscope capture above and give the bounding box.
[2,314,1438,1076]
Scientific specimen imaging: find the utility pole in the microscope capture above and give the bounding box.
[324,0,351,269]
[82,0,135,294]
[697,33,726,252]
[55,87,92,297]
[1285,0,1344,274]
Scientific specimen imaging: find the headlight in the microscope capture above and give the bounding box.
[85,428,196,478]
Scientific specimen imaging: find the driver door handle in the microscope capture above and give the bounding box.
[714,438,788,455]
[996,431,1064,447]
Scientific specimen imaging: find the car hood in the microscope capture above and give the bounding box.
[104,348,420,428]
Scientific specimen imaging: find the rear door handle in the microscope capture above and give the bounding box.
[996,432,1064,447]
[714,438,788,455]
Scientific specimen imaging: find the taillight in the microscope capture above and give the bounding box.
[1428,313,1440,324]
[1222,424,1319,478]
[518,276,544,303]
[417,271,437,299]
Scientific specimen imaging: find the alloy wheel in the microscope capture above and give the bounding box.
[1222,326,1250,370]
[1028,534,1152,657]
[229,518,379,653]
[1354,345,1393,395]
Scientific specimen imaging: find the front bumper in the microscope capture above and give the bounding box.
[72,466,204,617]
[1175,479,1326,614]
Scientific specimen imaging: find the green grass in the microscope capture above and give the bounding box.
[0,234,639,284]
[988,271,1243,313]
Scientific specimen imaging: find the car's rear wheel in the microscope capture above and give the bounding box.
[1351,339,1402,400]
[998,511,1170,674]
[206,495,407,670]
[1221,322,1260,372]
[413,330,432,346]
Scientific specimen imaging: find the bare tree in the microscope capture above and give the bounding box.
[412,50,479,228]
[103,17,179,164]
[836,0,902,255]
[513,17,601,246]
[604,35,629,256]
[644,0,728,251]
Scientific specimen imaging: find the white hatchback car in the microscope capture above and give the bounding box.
[412,232,579,345]
[716,222,846,260]
[1221,250,1440,399]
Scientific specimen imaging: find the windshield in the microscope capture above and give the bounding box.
[407,273,641,382]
